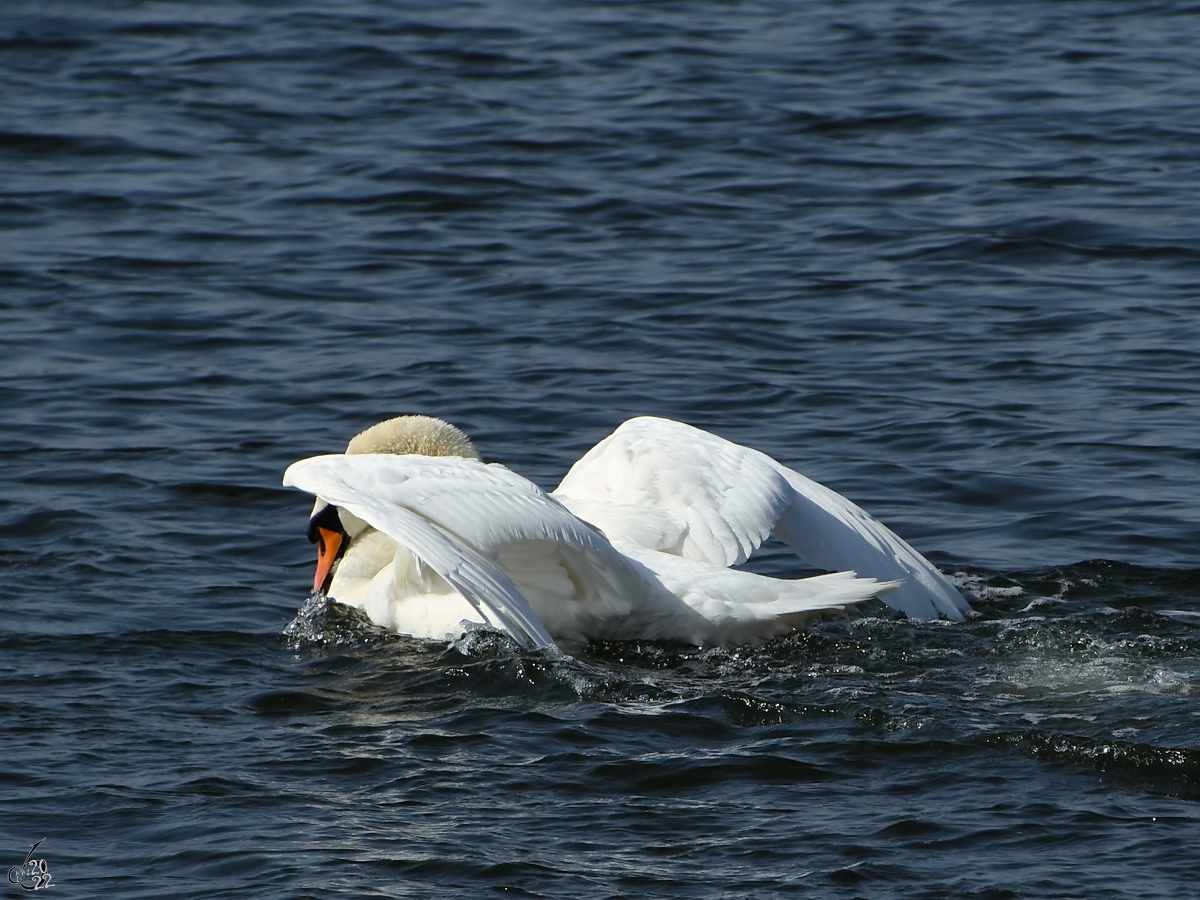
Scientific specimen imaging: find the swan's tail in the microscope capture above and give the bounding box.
[617,541,897,643]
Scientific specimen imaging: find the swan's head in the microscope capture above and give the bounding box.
[345,415,481,459]
[309,415,480,593]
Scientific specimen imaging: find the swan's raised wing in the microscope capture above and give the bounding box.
[285,454,582,649]
[552,417,969,622]
[554,418,792,567]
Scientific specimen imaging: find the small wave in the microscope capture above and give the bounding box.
[991,731,1200,800]
[281,592,398,650]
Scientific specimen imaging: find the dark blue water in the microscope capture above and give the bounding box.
[4,1,1200,896]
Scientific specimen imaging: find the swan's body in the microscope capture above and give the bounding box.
[284,416,969,651]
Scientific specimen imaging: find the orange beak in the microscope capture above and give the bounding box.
[313,526,344,593]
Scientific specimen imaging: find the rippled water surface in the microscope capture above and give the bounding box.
[4,1,1200,897]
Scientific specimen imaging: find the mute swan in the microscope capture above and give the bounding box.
[283,416,969,651]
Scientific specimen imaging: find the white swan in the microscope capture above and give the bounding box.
[283,416,969,651]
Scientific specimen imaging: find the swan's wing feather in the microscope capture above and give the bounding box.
[284,454,558,649]
[289,454,619,558]
[770,467,970,622]
[554,417,969,622]
[553,417,791,567]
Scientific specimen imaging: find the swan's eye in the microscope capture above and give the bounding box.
[307,504,344,544]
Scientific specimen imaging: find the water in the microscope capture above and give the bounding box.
[3,1,1200,896]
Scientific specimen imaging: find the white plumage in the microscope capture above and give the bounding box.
[283,415,969,651]
[553,417,968,623]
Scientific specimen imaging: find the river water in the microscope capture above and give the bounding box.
[3,1,1199,897]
